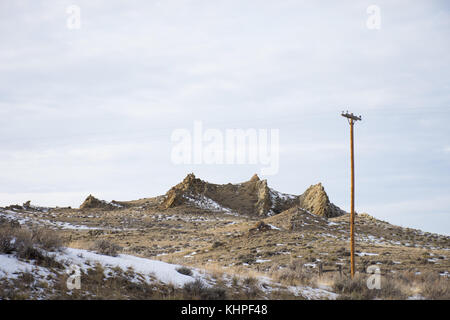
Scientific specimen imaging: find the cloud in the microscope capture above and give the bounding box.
[0,1,449,233]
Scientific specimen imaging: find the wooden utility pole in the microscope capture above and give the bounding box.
[341,111,362,279]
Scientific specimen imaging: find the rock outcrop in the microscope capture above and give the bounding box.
[161,173,207,209]
[161,173,296,216]
[80,195,119,210]
[298,183,345,218]
[255,179,271,215]
[161,174,345,218]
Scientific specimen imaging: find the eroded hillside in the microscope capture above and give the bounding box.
[1,174,449,299]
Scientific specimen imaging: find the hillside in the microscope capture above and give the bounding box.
[0,174,449,300]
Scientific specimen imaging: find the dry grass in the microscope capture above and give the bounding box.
[0,224,63,269]
[332,273,405,300]
[331,270,449,300]
[181,279,227,300]
[31,228,63,251]
[1,198,449,300]
[270,259,315,286]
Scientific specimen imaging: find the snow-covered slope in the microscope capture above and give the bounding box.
[0,246,338,300]
[59,248,199,286]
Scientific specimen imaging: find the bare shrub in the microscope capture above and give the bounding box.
[182,279,227,300]
[0,224,33,255]
[0,226,15,254]
[18,272,35,284]
[0,225,62,269]
[270,260,314,286]
[242,276,258,287]
[182,279,206,298]
[421,280,450,299]
[0,217,20,229]
[240,276,261,299]
[417,271,450,299]
[92,240,122,257]
[274,269,298,286]
[5,227,36,260]
[211,241,223,248]
[206,287,227,300]
[333,273,405,300]
[176,266,193,276]
[31,228,63,251]
[333,274,375,300]
[238,254,255,264]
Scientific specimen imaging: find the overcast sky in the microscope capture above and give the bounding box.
[1,0,449,235]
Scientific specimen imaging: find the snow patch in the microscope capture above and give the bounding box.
[58,248,198,287]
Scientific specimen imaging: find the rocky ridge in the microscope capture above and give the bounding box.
[160,173,346,218]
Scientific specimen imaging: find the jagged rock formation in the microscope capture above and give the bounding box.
[161,173,296,216]
[161,173,344,218]
[76,175,345,218]
[162,173,207,209]
[254,178,271,215]
[298,183,346,218]
[80,195,121,210]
